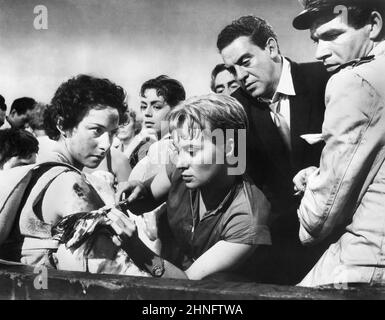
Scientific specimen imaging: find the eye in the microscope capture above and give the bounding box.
[153,104,164,110]
[216,87,224,94]
[140,105,146,111]
[91,127,104,136]
[241,57,251,67]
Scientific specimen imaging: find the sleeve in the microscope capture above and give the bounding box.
[221,212,271,246]
[221,187,272,246]
[298,69,384,245]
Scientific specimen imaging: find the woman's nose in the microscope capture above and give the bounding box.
[144,106,153,117]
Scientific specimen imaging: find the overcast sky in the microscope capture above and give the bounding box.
[0,0,317,110]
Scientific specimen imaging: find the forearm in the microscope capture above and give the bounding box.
[121,234,187,279]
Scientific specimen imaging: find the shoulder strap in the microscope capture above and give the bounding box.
[0,162,81,247]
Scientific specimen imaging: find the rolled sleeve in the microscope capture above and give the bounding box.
[298,70,384,245]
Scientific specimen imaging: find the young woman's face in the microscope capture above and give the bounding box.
[172,125,227,190]
[140,88,171,138]
[65,106,120,169]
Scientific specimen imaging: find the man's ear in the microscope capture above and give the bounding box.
[369,11,383,40]
[265,37,280,59]
[225,138,235,158]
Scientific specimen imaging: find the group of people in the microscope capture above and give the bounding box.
[0,0,385,288]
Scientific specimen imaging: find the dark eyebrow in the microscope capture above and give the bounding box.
[89,123,106,129]
[314,28,344,41]
[150,100,163,106]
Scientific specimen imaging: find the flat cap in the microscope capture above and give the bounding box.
[293,0,383,30]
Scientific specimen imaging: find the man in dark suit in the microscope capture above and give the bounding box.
[217,15,330,284]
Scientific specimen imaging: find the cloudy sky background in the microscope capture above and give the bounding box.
[0,0,317,110]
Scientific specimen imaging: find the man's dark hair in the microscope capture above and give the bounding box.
[140,75,186,108]
[341,4,385,30]
[44,74,128,141]
[217,15,279,52]
[210,64,237,92]
[0,128,39,167]
[10,97,36,115]
[0,95,6,112]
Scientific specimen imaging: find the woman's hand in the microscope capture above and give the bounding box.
[107,208,138,247]
[115,180,149,203]
[142,203,167,241]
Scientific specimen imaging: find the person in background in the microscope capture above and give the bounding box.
[0,95,7,128]
[2,97,36,130]
[210,63,240,95]
[28,102,57,160]
[0,128,39,170]
[217,15,330,284]
[114,108,155,161]
[129,75,186,180]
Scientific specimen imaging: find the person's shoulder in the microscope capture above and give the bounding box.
[226,176,270,220]
[290,59,330,85]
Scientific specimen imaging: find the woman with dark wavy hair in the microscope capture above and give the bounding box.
[0,74,149,276]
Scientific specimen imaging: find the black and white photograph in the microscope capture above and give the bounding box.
[0,0,385,304]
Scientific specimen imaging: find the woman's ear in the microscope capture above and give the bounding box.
[56,117,67,138]
[225,138,235,159]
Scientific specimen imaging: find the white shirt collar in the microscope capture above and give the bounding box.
[272,57,296,103]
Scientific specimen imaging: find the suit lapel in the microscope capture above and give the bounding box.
[289,61,313,169]
[254,104,293,177]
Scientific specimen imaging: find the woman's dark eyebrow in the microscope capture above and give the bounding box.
[88,123,106,129]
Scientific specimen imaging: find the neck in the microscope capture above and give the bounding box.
[5,116,14,127]
[199,172,237,211]
[261,55,283,100]
[121,136,134,148]
[33,129,46,137]
[56,139,84,170]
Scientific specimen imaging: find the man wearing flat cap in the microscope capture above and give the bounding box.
[292,0,385,287]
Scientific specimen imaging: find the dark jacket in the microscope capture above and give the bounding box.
[232,60,329,241]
